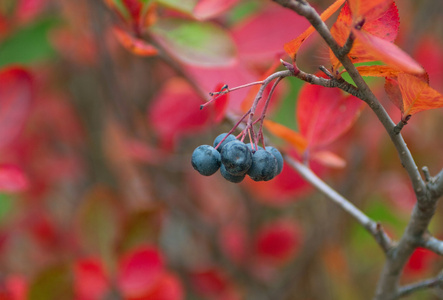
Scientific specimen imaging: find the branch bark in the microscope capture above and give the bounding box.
[397,272,443,298]
[271,1,443,299]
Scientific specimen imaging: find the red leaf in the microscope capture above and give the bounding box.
[0,66,33,151]
[0,164,28,193]
[143,272,184,300]
[404,248,438,277]
[122,0,142,22]
[74,258,109,300]
[212,83,229,124]
[117,245,165,298]
[148,78,210,151]
[113,27,158,57]
[190,268,229,296]
[254,219,302,264]
[190,268,240,300]
[297,76,363,151]
[193,0,239,20]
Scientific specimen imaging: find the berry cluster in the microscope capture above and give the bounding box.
[191,133,283,183]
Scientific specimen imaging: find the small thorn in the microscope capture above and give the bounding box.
[209,92,214,96]
[200,105,204,110]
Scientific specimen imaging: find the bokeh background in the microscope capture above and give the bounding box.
[1,0,443,299]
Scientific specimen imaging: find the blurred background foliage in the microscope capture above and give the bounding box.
[0,0,443,299]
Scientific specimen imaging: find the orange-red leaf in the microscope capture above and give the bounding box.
[396,73,443,116]
[284,0,345,60]
[113,27,158,56]
[354,66,430,84]
[263,120,307,153]
[330,2,399,69]
[347,0,393,21]
[311,150,346,168]
[355,65,402,77]
[351,28,424,74]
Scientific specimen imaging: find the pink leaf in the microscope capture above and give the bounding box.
[193,0,239,20]
[232,4,310,62]
[0,66,33,151]
[0,164,28,193]
[74,258,109,300]
[15,0,48,23]
[117,245,165,298]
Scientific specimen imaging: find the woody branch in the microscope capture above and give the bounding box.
[271,0,443,299]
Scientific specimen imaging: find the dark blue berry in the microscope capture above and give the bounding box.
[247,149,278,181]
[221,141,253,176]
[220,164,245,183]
[266,146,284,175]
[191,145,221,176]
[213,133,236,152]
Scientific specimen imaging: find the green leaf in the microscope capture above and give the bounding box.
[28,264,73,300]
[150,18,237,67]
[155,0,197,15]
[76,186,121,266]
[0,193,13,224]
[0,18,59,67]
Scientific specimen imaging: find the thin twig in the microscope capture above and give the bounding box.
[397,272,443,298]
[285,155,393,253]
[419,234,443,256]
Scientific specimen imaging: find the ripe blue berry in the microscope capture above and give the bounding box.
[220,164,245,183]
[221,141,253,176]
[191,145,221,176]
[266,146,284,175]
[213,133,236,152]
[247,149,278,181]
